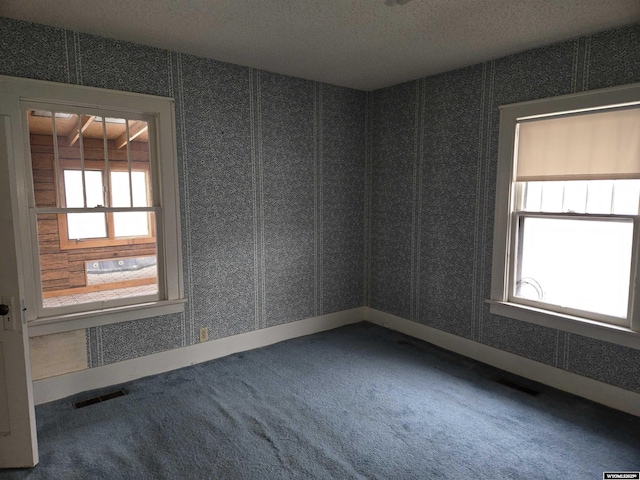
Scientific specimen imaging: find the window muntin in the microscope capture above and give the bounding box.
[492,88,640,335]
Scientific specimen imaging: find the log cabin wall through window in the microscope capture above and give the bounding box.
[28,110,158,309]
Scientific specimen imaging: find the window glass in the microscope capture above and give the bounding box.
[110,170,149,207]
[586,181,614,214]
[562,181,588,214]
[523,182,542,211]
[515,217,633,319]
[539,181,564,212]
[64,170,107,239]
[111,171,151,237]
[612,180,640,215]
[66,213,107,240]
[519,180,640,215]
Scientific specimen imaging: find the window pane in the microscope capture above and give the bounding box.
[113,211,151,237]
[586,181,614,214]
[37,210,158,310]
[67,212,107,240]
[63,170,84,208]
[131,171,148,207]
[612,180,640,215]
[58,113,83,205]
[85,255,157,287]
[110,171,150,208]
[515,217,632,319]
[82,115,108,199]
[27,110,62,208]
[40,247,158,310]
[84,171,104,207]
[520,180,639,215]
[111,171,131,208]
[562,181,588,213]
[522,182,542,211]
[63,170,103,208]
[539,181,563,212]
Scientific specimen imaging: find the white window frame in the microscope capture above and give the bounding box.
[0,75,185,336]
[489,82,640,350]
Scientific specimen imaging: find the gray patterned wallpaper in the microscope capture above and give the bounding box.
[367,23,640,393]
[1,16,639,394]
[0,16,364,368]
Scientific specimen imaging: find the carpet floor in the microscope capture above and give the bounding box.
[1,321,639,479]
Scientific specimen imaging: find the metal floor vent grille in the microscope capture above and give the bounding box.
[73,389,128,409]
[496,378,540,396]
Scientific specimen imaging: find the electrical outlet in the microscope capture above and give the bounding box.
[199,327,209,343]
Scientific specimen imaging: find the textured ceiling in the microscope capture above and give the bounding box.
[1,0,639,91]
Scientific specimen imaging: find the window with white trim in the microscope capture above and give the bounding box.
[0,76,184,334]
[490,83,640,340]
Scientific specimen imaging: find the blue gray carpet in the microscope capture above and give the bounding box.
[2,322,639,479]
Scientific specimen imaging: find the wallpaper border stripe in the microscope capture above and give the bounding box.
[249,67,258,330]
[313,82,319,316]
[167,50,173,98]
[249,67,265,331]
[257,71,267,329]
[63,30,72,84]
[73,31,82,86]
[571,39,579,93]
[472,61,488,341]
[582,36,592,91]
[169,51,187,348]
[409,79,426,322]
[363,92,374,307]
[478,60,495,343]
[175,52,194,345]
[313,82,324,317]
[87,329,94,368]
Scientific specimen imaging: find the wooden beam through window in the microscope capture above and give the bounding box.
[67,115,95,146]
[116,121,148,149]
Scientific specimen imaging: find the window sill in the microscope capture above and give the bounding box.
[487,300,640,350]
[27,299,187,337]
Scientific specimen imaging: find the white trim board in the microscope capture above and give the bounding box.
[364,307,640,417]
[33,306,640,418]
[32,307,365,405]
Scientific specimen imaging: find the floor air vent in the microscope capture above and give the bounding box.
[73,389,128,409]
[496,379,540,396]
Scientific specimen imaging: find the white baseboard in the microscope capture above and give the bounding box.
[34,305,640,418]
[364,307,640,417]
[33,307,366,405]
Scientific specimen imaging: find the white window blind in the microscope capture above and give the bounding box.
[516,107,640,181]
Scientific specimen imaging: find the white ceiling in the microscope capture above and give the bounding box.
[2,0,639,91]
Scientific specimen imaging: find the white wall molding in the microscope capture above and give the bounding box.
[364,307,640,417]
[33,307,366,405]
[34,306,640,418]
